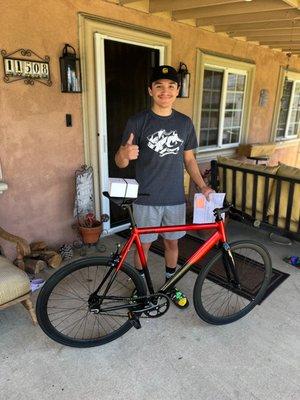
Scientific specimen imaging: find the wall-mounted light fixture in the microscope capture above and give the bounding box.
[59,44,82,93]
[177,62,190,98]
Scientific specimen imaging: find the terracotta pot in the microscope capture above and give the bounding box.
[79,223,103,244]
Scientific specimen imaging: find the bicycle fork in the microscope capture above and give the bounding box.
[222,242,241,289]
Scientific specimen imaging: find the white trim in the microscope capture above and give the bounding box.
[284,80,296,138]
[275,72,300,141]
[196,147,237,163]
[218,70,227,147]
[94,34,110,233]
[101,223,131,237]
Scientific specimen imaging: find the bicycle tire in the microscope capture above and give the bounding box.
[36,256,146,347]
[193,241,272,325]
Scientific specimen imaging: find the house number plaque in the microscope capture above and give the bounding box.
[1,48,52,86]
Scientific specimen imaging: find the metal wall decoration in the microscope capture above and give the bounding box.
[1,48,52,86]
[74,165,95,219]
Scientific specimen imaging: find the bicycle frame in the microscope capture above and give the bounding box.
[115,220,228,295]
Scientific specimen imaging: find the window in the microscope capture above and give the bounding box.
[200,68,246,147]
[194,52,255,154]
[276,77,300,140]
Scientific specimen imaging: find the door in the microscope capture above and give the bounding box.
[94,34,162,234]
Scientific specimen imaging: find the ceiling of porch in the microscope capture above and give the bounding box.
[117,0,300,56]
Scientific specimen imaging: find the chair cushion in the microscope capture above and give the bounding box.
[0,256,31,305]
[267,163,300,226]
[217,156,279,217]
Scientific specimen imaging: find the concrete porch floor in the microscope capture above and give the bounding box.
[1,221,299,400]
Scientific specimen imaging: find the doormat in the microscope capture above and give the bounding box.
[118,231,289,303]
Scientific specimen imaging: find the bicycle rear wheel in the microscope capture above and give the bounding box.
[193,241,272,325]
[36,257,146,347]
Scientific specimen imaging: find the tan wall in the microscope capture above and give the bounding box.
[1,0,300,256]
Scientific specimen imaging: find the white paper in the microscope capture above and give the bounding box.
[193,193,226,223]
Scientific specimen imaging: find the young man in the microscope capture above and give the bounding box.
[115,65,213,308]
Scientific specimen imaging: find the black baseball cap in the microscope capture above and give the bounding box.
[149,65,179,85]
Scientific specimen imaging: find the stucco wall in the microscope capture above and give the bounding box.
[1,0,300,256]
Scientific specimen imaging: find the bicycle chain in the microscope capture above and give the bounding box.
[97,293,170,319]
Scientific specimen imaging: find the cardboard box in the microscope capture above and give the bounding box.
[236,143,276,157]
[108,178,139,198]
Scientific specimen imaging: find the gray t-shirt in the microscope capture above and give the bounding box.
[122,109,198,205]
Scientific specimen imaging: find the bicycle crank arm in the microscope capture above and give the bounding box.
[128,312,142,329]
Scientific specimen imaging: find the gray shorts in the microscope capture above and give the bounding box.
[132,203,186,243]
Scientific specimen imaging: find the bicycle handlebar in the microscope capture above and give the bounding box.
[213,205,231,220]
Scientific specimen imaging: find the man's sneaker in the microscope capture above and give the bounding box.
[167,287,189,309]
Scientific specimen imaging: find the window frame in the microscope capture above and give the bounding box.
[272,68,300,141]
[193,51,255,159]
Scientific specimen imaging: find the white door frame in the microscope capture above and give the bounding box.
[78,14,171,235]
[94,33,165,235]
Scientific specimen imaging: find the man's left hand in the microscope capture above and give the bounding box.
[201,186,215,200]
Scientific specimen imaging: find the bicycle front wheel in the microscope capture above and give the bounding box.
[36,257,146,347]
[193,241,272,325]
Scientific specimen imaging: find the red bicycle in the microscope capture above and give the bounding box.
[36,193,272,347]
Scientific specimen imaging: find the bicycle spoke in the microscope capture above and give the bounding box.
[194,242,271,324]
[39,261,145,344]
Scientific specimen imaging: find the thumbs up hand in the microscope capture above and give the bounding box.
[123,133,139,161]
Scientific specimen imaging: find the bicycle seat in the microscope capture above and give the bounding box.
[103,192,149,207]
[103,191,136,207]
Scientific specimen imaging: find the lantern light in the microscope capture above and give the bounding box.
[59,43,82,93]
[177,62,190,98]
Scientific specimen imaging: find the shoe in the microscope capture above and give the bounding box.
[283,256,300,268]
[167,287,189,309]
[30,278,45,292]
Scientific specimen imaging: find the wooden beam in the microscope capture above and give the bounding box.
[261,41,300,46]
[230,28,300,37]
[149,0,243,13]
[119,0,141,4]
[275,44,300,49]
[216,20,300,32]
[174,0,291,20]
[282,0,300,7]
[244,35,300,42]
[196,9,300,26]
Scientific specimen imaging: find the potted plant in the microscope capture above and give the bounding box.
[78,213,109,244]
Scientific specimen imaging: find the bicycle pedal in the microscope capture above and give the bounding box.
[128,312,142,329]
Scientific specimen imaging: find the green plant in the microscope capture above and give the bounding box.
[79,213,109,228]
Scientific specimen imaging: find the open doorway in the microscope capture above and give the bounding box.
[95,34,161,233]
[105,40,159,227]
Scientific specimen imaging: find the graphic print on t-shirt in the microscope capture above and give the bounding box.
[147,129,183,157]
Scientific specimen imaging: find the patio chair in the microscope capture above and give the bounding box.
[0,227,37,325]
